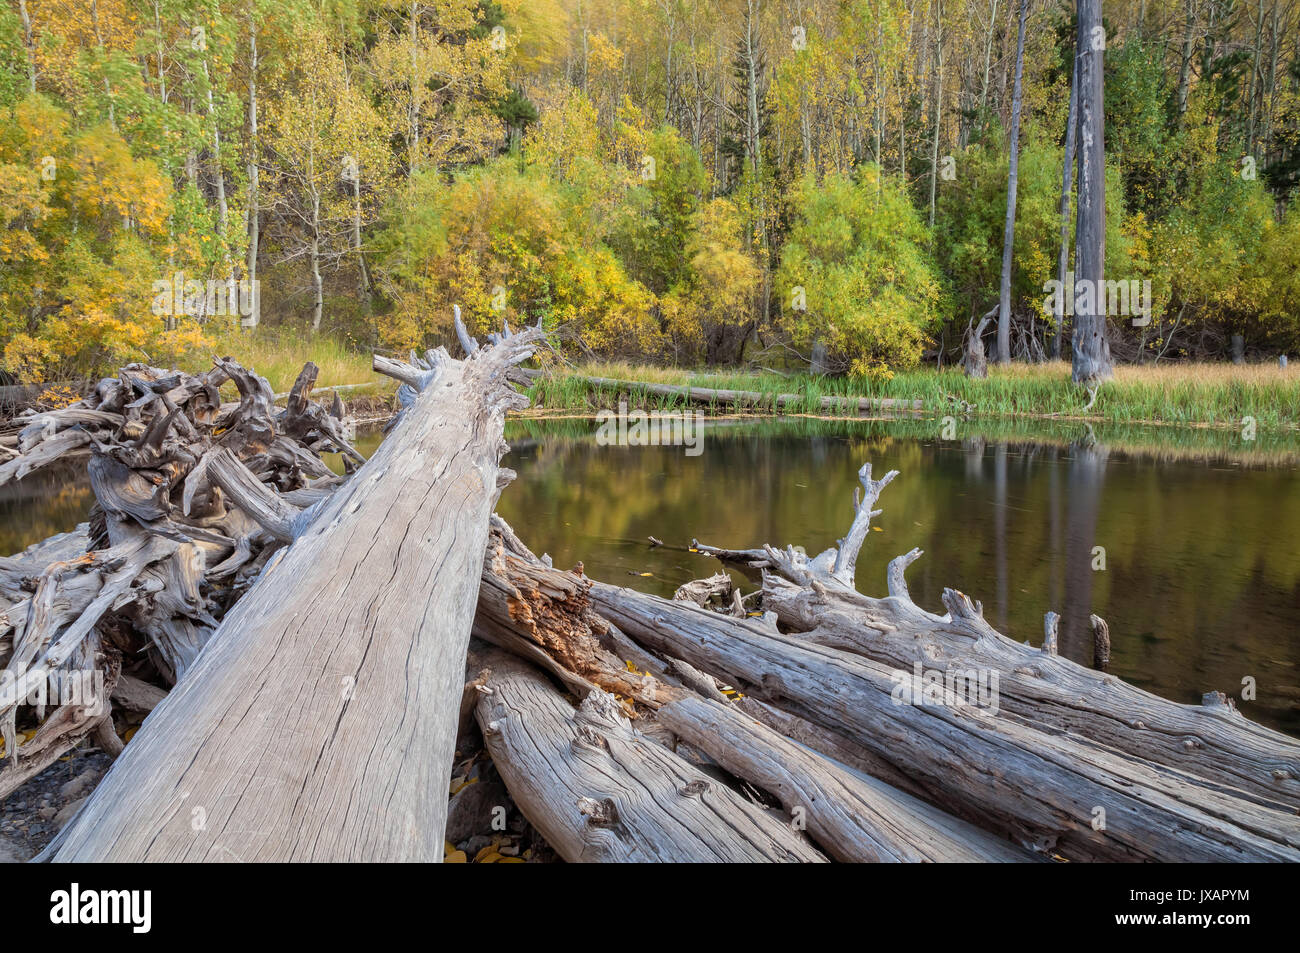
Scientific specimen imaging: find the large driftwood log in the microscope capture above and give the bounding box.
[762,576,1300,812]
[474,651,827,862]
[696,463,1300,813]
[657,694,1033,862]
[51,318,541,861]
[471,527,1038,862]
[590,581,1300,862]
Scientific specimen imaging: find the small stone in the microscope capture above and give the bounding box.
[55,795,88,830]
[445,781,507,846]
[59,770,97,801]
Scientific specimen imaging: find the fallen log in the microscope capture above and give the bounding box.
[657,693,1034,862]
[471,526,1038,862]
[590,580,1300,861]
[696,463,1300,813]
[474,651,827,862]
[571,375,922,414]
[50,317,542,861]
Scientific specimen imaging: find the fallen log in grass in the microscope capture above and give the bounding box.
[570,375,922,414]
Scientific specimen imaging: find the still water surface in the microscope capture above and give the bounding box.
[2,415,1297,733]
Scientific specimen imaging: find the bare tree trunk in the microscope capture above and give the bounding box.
[17,0,36,92]
[1176,0,1197,121]
[1072,0,1112,382]
[408,1,421,173]
[1054,51,1079,359]
[996,0,1030,364]
[310,183,323,332]
[928,1,945,227]
[245,15,260,328]
[352,175,370,298]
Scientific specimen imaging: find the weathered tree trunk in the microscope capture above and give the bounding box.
[691,464,1300,814]
[1053,50,1079,360]
[244,13,261,329]
[1072,0,1113,382]
[475,652,827,863]
[471,523,1031,862]
[51,323,541,861]
[995,0,1030,365]
[591,579,1300,861]
[760,577,1300,811]
[964,311,995,378]
[658,694,1033,862]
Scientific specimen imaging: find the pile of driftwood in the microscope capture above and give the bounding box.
[0,356,363,801]
[2,315,1298,862]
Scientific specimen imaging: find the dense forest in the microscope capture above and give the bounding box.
[1,0,1298,382]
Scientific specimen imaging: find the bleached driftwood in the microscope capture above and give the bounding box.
[51,316,541,861]
[474,652,827,862]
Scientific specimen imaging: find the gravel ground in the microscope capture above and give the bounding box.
[0,751,111,862]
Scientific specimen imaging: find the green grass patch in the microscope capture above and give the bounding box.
[529,360,1300,433]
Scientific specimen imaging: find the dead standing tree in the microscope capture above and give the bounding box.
[996,0,1031,365]
[1072,0,1113,382]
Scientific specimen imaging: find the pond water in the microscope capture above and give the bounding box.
[3,414,1298,734]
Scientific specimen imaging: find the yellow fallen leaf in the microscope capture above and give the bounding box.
[444,850,467,863]
[638,572,653,577]
[479,851,503,864]
[445,840,455,855]
[871,526,883,532]
[498,857,525,863]
[123,726,138,743]
[474,844,500,863]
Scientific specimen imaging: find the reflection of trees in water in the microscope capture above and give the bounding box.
[0,467,94,555]
[1061,432,1109,660]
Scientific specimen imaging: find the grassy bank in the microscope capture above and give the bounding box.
[199,329,386,395]
[528,360,1300,433]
